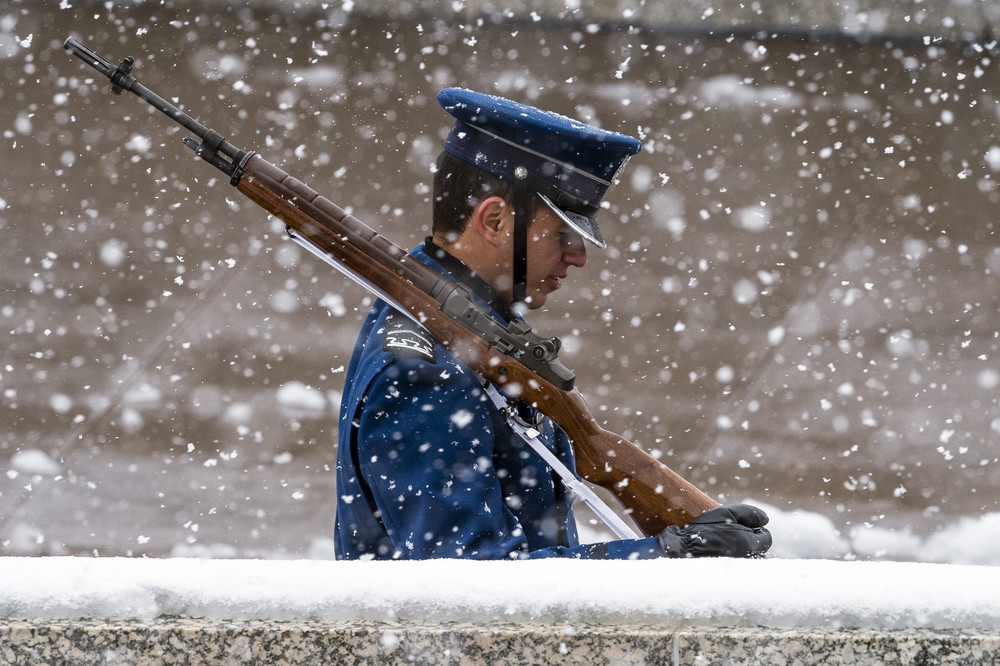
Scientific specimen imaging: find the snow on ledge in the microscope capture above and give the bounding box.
[1,557,998,630]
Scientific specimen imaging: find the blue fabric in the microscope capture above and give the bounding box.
[438,87,643,266]
[438,87,642,185]
[333,245,664,560]
[437,88,642,225]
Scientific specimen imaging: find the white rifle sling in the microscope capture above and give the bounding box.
[482,383,641,541]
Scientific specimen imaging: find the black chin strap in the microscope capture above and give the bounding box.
[512,168,530,307]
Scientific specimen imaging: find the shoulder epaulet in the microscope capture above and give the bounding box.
[382,311,437,363]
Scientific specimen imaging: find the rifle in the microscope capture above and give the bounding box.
[63,37,719,536]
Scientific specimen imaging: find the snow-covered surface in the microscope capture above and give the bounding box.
[1,557,998,630]
[580,501,1000,567]
[760,503,1000,566]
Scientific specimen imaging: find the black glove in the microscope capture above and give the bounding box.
[656,504,772,558]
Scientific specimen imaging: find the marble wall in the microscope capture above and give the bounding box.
[3,618,999,665]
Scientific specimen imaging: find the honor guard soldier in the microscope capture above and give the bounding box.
[334,88,772,560]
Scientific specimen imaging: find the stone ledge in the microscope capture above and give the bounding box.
[2,618,998,665]
[2,557,998,664]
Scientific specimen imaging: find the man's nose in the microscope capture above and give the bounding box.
[564,236,588,267]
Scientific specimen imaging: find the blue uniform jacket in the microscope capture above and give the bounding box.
[334,242,664,560]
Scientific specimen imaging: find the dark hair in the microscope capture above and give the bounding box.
[431,150,541,241]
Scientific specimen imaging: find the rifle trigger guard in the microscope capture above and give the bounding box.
[504,403,545,433]
[489,384,545,433]
[509,415,541,441]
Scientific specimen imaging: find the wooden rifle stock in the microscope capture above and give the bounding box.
[237,155,719,535]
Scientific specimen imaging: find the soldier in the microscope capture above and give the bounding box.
[334,88,771,560]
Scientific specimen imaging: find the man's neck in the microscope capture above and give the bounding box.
[424,238,515,321]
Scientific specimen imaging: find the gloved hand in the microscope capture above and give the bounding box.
[657,504,772,558]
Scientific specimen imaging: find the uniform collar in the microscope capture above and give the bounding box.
[421,238,516,322]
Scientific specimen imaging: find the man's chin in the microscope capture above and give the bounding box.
[523,291,551,310]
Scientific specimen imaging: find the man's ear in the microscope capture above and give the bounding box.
[474,196,511,248]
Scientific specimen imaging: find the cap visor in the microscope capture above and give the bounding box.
[537,193,606,250]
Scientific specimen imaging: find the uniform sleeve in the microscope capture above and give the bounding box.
[356,356,666,560]
[356,356,527,558]
[524,537,664,559]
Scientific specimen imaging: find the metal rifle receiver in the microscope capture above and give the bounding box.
[437,283,576,390]
[62,36,254,186]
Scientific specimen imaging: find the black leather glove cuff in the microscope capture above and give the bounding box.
[656,504,773,559]
[656,526,687,558]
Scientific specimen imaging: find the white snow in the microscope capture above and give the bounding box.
[695,502,999,566]
[319,292,348,317]
[98,238,126,267]
[986,146,1000,171]
[731,204,772,232]
[0,556,997,629]
[121,382,162,410]
[124,134,151,153]
[696,74,804,110]
[269,290,299,313]
[275,380,327,418]
[922,513,1000,566]
[9,449,62,477]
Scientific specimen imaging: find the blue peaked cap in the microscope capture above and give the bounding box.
[437,88,642,249]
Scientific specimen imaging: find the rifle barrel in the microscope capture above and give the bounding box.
[63,37,248,169]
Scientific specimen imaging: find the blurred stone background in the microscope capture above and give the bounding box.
[1,0,998,562]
